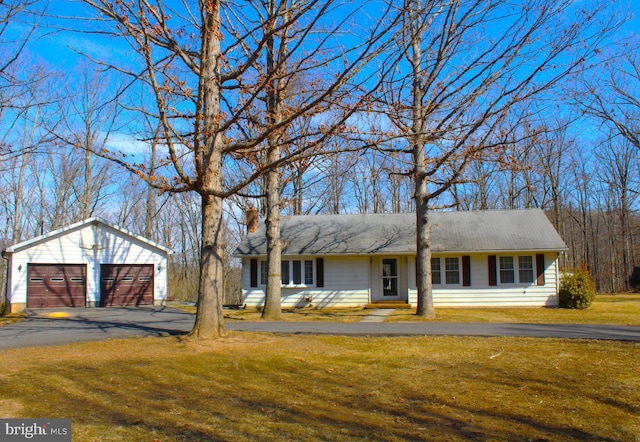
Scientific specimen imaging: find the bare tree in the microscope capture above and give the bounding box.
[578,42,640,150]
[0,1,50,160]
[75,0,395,337]
[596,137,638,291]
[380,0,616,317]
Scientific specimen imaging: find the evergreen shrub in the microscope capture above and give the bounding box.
[559,268,596,309]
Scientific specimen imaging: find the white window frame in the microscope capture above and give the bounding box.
[444,257,461,285]
[498,255,536,285]
[260,259,314,287]
[304,260,314,285]
[518,256,535,284]
[260,261,268,285]
[431,257,442,285]
[499,256,515,284]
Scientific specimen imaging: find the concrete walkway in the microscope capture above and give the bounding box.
[359,309,395,323]
[0,307,639,349]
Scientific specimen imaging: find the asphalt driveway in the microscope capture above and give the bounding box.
[0,306,195,349]
[0,307,639,349]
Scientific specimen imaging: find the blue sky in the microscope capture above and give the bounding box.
[5,0,639,163]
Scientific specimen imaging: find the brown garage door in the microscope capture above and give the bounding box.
[27,264,87,308]
[100,264,154,307]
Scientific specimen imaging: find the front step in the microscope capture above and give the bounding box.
[365,302,412,309]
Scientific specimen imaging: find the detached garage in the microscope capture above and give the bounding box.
[2,218,173,313]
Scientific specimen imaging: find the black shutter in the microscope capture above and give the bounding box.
[536,254,545,286]
[488,255,497,287]
[462,256,471,287]
[316,258,324,288]
[250,259,258,288]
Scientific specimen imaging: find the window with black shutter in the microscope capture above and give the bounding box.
[462,256,471,287]
[250,259,258,288]
[488,255,497,286]
[536,254,546,286]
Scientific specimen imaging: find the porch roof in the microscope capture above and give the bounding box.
[235,208,568,257]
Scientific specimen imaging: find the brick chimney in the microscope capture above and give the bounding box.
[246,207,258,233]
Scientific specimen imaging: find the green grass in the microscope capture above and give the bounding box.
[0,334,638,441]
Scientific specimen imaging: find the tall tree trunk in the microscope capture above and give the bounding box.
[415,183,434,317]
[190,193,226,338]
[410,2,434,318]
[189,0,226,338]
[263,163,283,319]
[262,0,285,319]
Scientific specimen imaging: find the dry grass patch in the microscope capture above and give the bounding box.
[0,313,27,327]
[173,304,370,322]
[0,334,638,441]
[225,306,370,322]
[388,293,640,325]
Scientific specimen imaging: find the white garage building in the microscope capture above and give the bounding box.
[2,218,172,313]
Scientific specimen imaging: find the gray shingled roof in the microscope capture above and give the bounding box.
[235,208,568,256]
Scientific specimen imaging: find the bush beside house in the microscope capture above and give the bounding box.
[559,269,596,309]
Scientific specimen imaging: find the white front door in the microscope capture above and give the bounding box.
[382,258,400,298]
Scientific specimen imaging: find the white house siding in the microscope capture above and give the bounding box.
[7,222,169,310]
[407,252,560,307]
[242,256,371,308]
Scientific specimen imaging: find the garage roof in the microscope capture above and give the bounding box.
[3,217,173,255]
[236,209,567,256]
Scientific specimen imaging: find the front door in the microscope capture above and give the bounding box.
[382,259,399,298]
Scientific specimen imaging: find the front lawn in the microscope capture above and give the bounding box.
[388,293,640,325]
[221,293,640,325]
[0,334,637,441]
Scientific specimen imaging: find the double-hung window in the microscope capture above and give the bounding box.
[431,257,442,285]
[281,260,290,285]
[280,260,314,286]
[292,261,302,284]
[518,256,535,283]
[497,256,535,284]
[445,257,460,285]
[256,258,318,287]
[499,256,515,283]
[260,261,268,285]
[304,260,314,285]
